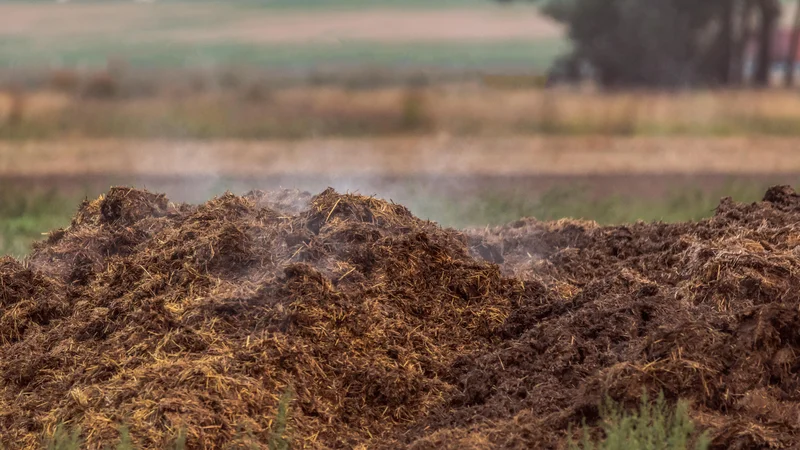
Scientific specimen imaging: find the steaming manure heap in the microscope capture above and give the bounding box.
[3,186,800,448]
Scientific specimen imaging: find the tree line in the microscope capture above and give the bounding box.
[507,0,800,88]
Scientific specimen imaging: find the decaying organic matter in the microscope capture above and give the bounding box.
[2,185,800,449]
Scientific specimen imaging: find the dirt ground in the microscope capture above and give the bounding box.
[4,137,800,178]
[0,3,561,43]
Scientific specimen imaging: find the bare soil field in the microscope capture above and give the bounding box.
[0,3,561,44]
[168,9,562,44]
[4,137,800,179]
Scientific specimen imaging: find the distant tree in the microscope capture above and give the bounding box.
[512,0,782,88]
[754,0,781,87]
[785,0,800,86]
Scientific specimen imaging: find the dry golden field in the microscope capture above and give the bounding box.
[4,136,800,178]
[2,86,800,139]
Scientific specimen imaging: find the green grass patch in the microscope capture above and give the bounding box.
[0,187,80,258]
[0,39,567,71]
[408,183,769,228]
[570,392,710,450]
[268,390,293,450]
[46,425,82,450]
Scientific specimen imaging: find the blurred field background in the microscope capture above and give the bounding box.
[3,0,800,256]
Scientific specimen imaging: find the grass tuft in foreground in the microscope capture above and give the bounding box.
[570,392,710,450]
[46,425,82,450]
[268,390,293,450]
[43,391,293,449]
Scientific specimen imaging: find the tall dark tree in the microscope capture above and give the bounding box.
[785,0,800,86]
[730,0,757,85]
[754,0,781,86]
[717,0,735,84]
[521,0,782,88]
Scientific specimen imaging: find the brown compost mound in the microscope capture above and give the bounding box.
[2,186,800,448]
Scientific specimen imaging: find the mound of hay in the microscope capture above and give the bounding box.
[0,187,520,448]
[3,185,800,448]
[423,185,800,449]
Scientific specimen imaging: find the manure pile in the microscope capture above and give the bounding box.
[2,186,800,448]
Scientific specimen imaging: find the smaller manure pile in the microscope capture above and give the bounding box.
[2,186,800,449]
